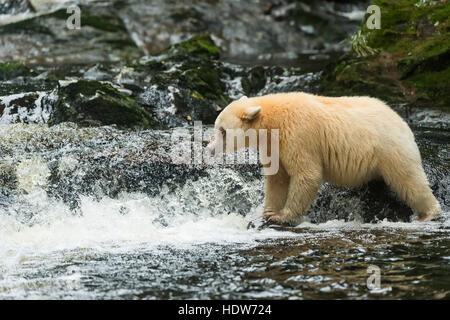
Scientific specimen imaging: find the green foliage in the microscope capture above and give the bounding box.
[350,30,379,57]
[323,0,450,110]
[51,8,127,32]
[407,67,450,111]
[0,62,31,80]
[162,34,220,60]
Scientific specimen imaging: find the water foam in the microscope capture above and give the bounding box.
[0,122,448,276]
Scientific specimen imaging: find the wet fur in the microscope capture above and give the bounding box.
[212,92,441,224]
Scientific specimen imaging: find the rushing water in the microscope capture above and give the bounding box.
[0,121,449,300]
[0,0,449,300]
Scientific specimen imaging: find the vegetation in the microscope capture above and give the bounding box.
[52,80,159,129]
[321,0,449,110]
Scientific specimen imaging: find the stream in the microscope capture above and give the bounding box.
[0,0,449,300]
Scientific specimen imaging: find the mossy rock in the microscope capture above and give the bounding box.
[320,0,450,111]
[241,66,271,95]
[50,8,127,33]
[0,15,53,35]
[133,34,228,125]
[320,54,406,103]
[52,80,159,129]
[133,34,314,126]
[1,7,127,35]
[161,34,220,60]
[0,62,31,80]
[0,4,141,64]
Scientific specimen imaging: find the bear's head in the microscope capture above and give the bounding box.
[207,96,262,155]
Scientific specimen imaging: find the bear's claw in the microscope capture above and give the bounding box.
[262,208,277,217]
[247,213,294,230]
[247,216,274,230]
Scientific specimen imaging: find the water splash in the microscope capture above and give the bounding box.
[0,122,449,299]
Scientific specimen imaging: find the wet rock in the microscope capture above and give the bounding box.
[0,34,319,128]
[0,76,57,98]
[0,118,447,224]
[130,34,319,126]
[0,3,142,64]
[131,34,227,126]
[0,0,33,15]
[320,0,450,111]
[118,0,370,61]
[0,91,52,124]
[50,80,160,129]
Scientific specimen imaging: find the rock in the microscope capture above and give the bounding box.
[0,61,59,98]
[0,3,142,64]
[0,0,32,15]
[320,0,450,111]
[0,115,447,224]
[131,34,227,126]
[118,0,370,61]
[0,34,319,128]
[0,91,52,124]
[161,34,220,60]
[130,34,319,127]
[51,80,160,129]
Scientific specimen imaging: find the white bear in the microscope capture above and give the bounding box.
[207,92,441,224]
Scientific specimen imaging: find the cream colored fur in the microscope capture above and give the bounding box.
[210,92,441,224]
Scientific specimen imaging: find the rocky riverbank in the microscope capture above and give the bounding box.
[320,0,449,111]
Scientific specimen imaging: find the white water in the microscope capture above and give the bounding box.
[0,122,448,299]
[1,168,447,269]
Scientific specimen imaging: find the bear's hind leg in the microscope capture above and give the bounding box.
[381,164,441,221]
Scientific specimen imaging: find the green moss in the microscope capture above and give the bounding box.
[407,67,450,111]
[163,34,220,60]
[0,62,31,80]
[53,80,159,129]
[365,0,449,53]
[398,35,450,77]
[182,65,222,100]
[321,0,450,110]
[190,90,207,102]
[62,80,122,100]
[81,14,127,32]
[51,8,126,32]
[143,35,228,106]
[0,16,53,35]
[170,9,202,23]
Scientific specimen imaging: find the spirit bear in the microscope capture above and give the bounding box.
[207,93,441,224]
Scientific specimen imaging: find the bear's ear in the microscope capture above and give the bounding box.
[241,106,261,120]
[239,95,248,100]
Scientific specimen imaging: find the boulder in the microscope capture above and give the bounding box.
[320,0,449,111]
[51,80,159,129]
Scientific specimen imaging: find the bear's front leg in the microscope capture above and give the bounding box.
[262,164,289,215]
[268,171,322,225]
